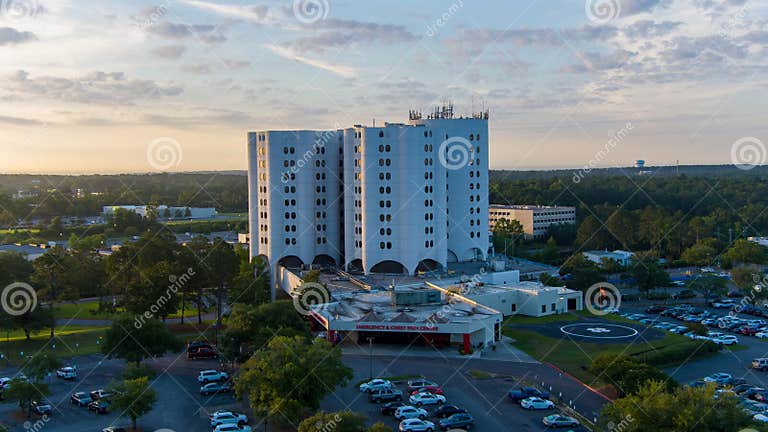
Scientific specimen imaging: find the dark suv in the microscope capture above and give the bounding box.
[369,387,403,403]
[187,343,218,360]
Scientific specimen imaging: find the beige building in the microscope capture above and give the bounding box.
[489,205,576,240]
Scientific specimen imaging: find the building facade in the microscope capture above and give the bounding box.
[489,205,575,240]
[248,109,489,275]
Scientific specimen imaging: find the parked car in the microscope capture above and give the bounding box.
[102,428,128,432]
[645,305,667,314]
[200,382,232,396]
[187,342,218,360]
[359,378,393,393]
[409,392,446,406]
[738,326,760,336]
[712,335,739,345]
[210,411,248,427]
[214,425,252,432]
[70,392,92,407]
[411,386,444,396]
[433,404,467,418]
[198,370,229,383]
[394,405,428,420]
[508,387,550,403]
[88,400,110,414]
[31,401,52,416]
[56,367,77,380]
[406,379,438,392]
[370,387,404,403]
[398,418,435,432]
[521,396,556,410]
[438,413,475,430]
[381,401,406,415]
[703,373,733,385]
[90,389,112,400]
[754,358,768,371]
[542,414,580,428]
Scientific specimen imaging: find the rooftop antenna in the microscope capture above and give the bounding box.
[373,118,375,127]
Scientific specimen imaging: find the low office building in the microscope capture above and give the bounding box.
[583,250,634,267]
[489,205,576,240]
[278,265,581,350]
[102,205,217,220]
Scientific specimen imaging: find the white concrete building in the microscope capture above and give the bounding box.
[583,250,635,267]
[102,205,216,220]
[489,205,576,240]
[248,108,490,277]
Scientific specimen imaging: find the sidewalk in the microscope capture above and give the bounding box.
[341,337,538,363]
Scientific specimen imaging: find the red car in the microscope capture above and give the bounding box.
[187,344,218,360]
[410,386,444,396]
[738,326,760,336]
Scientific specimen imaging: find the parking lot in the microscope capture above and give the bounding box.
[0,354,246,432]
[321,356,596,431]
[618,302,768,387]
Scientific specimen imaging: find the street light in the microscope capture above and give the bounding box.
[367,337,374,379]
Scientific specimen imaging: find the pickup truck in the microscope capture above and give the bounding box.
[368,387,403,403]
[507,387,550,403]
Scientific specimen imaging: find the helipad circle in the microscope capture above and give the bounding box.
[560,323,639,339]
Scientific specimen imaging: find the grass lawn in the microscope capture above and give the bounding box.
[53,300,210,320]
[0,325,107,367]
[503,311,722,385]
[0,229,39,234]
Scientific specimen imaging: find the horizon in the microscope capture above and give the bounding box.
[1,1,766,173]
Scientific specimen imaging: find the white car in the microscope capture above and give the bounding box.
[394,405,428,420]
[359,378,392,393]
[398,418,435,432]
[56,367,77,380]
[198,370,228,383]
[703,372,732,384]
[520,397,555,410]
[408,392,446,406]
[754,413,768,423]
[214,425,252,432]
[712,335,739,345]
[210,411,248,427]
[757,332,768,339]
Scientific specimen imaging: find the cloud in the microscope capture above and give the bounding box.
[622,20,681,38]
[265,44,356,78]
[561,49,637,73]
[4,70,183,104]
[223,59,250,69]
[181,63,212,74]
[0,115,43,126]
[151,45,186,59]
[181,0,269,23]
[283,18,419,54]
[0,27,37,46]
[146,21,227,44]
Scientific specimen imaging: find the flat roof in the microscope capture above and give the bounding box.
[489,204,575,210]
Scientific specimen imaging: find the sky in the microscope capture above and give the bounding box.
[0,0,767,174]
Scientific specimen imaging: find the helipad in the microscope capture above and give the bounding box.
[560,323,639,339]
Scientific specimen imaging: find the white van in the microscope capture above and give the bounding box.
[753,358,768,371]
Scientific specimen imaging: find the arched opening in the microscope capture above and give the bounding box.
[347,259,364,274]
[312,254,337,269]
[369,260,408,275]
[415,259,442,273]
[462,247,484,262]
[277,255,304,270]
[447,249,459,263]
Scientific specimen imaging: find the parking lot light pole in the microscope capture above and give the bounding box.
[367,337,374,379]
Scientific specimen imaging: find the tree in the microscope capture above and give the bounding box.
[722,239,767,266]
[31,247,78,339]
[539,237,559,264]
[589,354,673,397]
[101,315,182,366]
[298,411,366,432]
[234,336,353,423]
[122,261,180,320]
[122,363,157,381]
[228,252,271,306]
[220,301,310,362]
[559,253,604,291]
[2,379,49,417]
[681,239,718,266]
[598,380,754,432]
[0,252,33,287]
[109,377,157,430]
[22,353,61,382]
[631,255,670,293]
[688,275,727,300]
[492,218,524,255]
[367,424,394,432]
[206,238,239,329]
